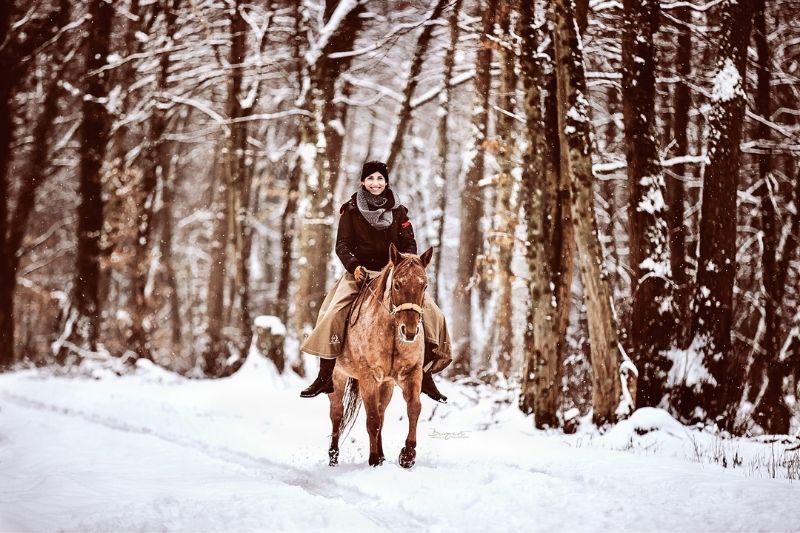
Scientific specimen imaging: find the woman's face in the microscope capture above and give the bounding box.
[363,172,387,195]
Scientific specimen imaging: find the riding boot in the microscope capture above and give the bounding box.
[300,357,336,398]
[421,343,447,403]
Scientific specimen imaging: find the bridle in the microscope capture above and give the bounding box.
[368,261,425,320]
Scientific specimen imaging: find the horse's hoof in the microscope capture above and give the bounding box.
[399,446,416,468]
[328,448,339,467]
[369,454,385,467]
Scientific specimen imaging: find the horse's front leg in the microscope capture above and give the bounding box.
[376,382,394,464]
[328,371,347,466]
[361,383,384,467]
[398,366,423,468]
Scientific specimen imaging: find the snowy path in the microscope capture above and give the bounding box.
[1,357,799,532]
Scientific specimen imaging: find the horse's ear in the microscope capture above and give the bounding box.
[389,242,401,265]
[419,247,434,269]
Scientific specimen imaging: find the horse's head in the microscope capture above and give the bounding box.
[387,242,433,343]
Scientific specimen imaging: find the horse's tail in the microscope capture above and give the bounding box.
[339,377,361,437]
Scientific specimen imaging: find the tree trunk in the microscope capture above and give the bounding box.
[276,1,306,329]
[432,0,463,301]
[57,0,115,360]
[0,5,13,369]
[748,0,791,434]
[385,0,449,169]
[687,0,755,424]
[667,5,692,347]
[204,0,247,375]
[621,0,673,407]
[295,0,365,334]
[518,0,566,426]
[486,1,519,377]
[0,1,69,369]
[553,0,629,424]
[129,0,179,363]
[451,0,498,375]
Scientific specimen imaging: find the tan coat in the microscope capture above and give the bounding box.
[300,270,452,373]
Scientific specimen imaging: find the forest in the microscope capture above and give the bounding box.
[1,0,798,436]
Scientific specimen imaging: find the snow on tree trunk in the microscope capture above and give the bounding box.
[451,0,498,376]
[685,0,755,425]
[621,0,673,408]
[553,0,630,425]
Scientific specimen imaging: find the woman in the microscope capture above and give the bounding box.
[299,160,452,402]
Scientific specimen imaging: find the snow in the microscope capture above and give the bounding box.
[639,257,672,278]
[254,315,287,336]
[304,0,359,67]
[1,358,798,532]
[664,336,718,388]
[636,175,666,214]
[711,58,743,102]
[298,142,318,189]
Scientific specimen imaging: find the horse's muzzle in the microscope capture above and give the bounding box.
[398,323,420,343]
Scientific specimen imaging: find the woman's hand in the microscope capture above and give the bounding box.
[354,265,367,285]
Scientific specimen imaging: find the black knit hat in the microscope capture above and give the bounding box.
[360,160,389,183]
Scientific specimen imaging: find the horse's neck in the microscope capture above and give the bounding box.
[364,266,393,322]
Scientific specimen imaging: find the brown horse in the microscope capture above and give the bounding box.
[327,243,434,468]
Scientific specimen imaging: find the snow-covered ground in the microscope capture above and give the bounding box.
[2,354,799,532]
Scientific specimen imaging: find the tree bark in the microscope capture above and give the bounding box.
[486,1,519,377]
[204,0,247,375]
[518,0,567,426]
[451,0,498,376]
[432,0,463,301]
[621,0,673,407]
[553,0,629,424]
[748,0,791,434]
[56,0,115,359]
[667,5,692,346]
[276,0,306,330]
[687,0,755,423]
[0,1,69,369]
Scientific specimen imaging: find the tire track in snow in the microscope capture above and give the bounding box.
[0,390,428,532]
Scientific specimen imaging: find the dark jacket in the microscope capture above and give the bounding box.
[335,191,417,273]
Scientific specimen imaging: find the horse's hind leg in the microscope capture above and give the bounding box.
[398,369,423,468]
[328,370,347,466]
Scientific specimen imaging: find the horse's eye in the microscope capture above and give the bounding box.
[394,282,400,290]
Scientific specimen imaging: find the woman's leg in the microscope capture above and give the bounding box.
[300,272,360,397]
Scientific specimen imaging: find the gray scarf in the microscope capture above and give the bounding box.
[356,187,397,230]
